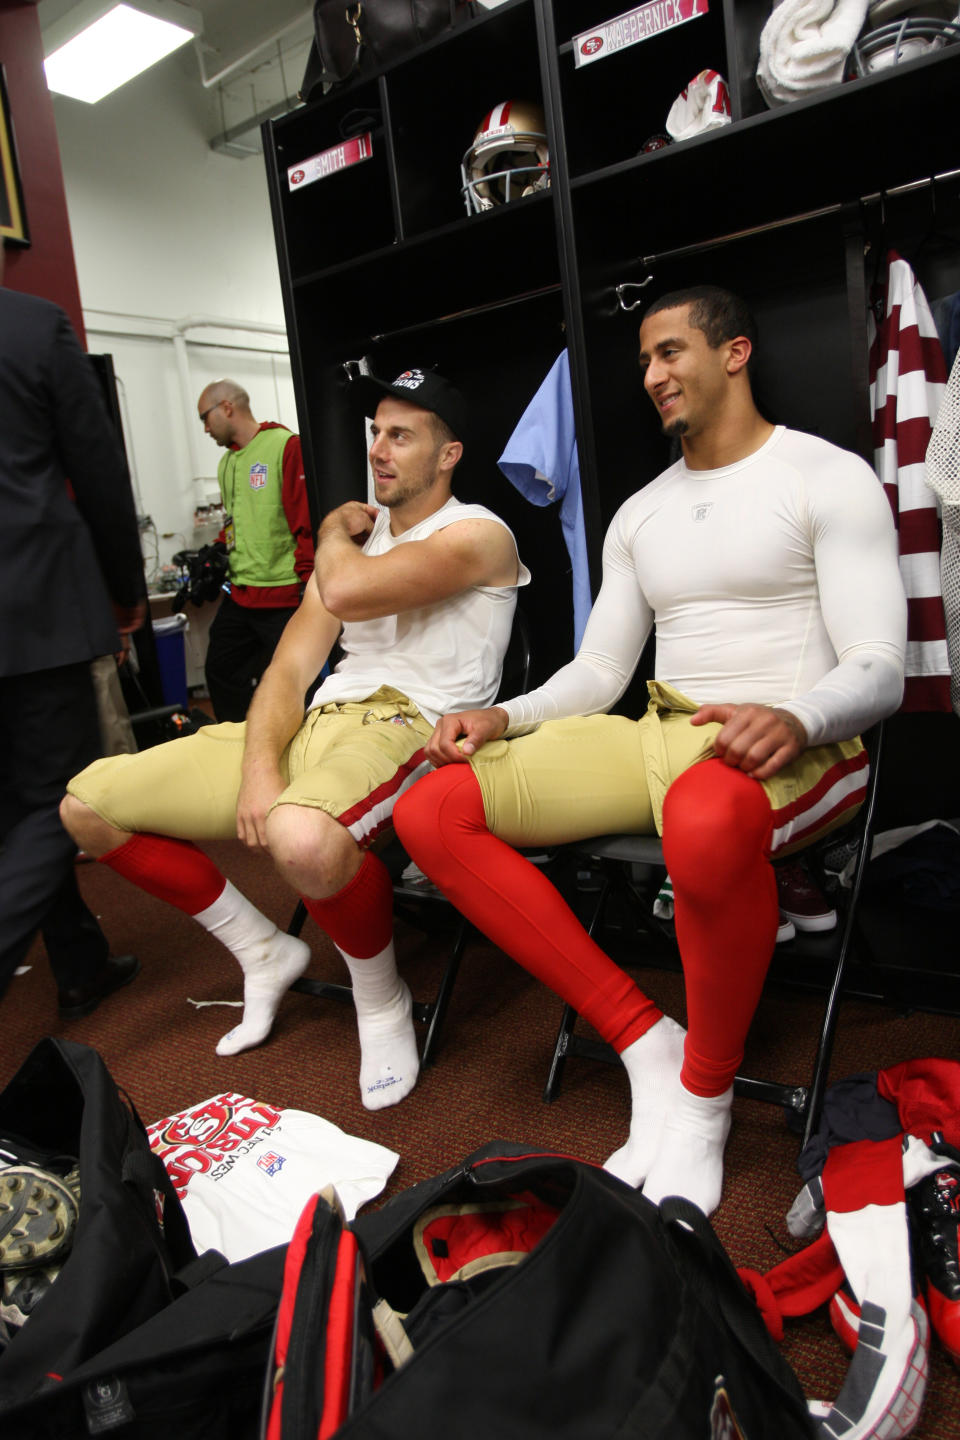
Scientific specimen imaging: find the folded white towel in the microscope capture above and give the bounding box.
[757,0,868,107]
[664,70,732,141]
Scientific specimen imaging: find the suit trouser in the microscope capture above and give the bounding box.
[0,662,109,998]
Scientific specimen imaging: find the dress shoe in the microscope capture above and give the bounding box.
[57,954,140,1019]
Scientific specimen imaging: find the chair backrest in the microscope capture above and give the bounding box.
[496,607,532,704]
[835,718,884,907]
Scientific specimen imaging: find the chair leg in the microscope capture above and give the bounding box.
[419,918,470,1067]
[542,866,618,1103]
[799,895,859,1148]
[543,1002,579,1102]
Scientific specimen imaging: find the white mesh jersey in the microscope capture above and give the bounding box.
[310,497,530,725]
[502,426,906,746]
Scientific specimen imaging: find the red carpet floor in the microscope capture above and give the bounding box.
[5,841,960,1435]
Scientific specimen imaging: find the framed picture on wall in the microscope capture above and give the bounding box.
[0,65,29,247]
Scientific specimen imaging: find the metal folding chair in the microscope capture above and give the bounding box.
[543,723,885,1148]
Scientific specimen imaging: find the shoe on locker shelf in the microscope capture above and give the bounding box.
[776,859,837,932]
[908,1162,960,1363]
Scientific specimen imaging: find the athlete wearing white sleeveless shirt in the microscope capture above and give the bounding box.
[500,426,905,745]
[311,497,530,724]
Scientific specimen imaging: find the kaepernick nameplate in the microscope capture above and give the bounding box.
[288,133,373,191]
[574,0,709,67]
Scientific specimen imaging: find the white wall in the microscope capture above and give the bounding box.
[52,53,298,582]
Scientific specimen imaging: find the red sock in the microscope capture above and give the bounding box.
[302,850,394,959]
[99,833,225,914]
[393,766,661,1050]
[661,759,777,1097]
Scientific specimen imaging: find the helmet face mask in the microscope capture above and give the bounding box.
[852,1,960,74]
[461,101,550,216]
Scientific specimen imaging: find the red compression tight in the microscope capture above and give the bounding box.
[99,833,226,913]
[301,850,395,959]
[661,758,777,1095]
[393,758,778,1097]
[393,766,662,1053]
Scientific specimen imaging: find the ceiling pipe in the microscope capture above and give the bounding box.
[194,11,313,90]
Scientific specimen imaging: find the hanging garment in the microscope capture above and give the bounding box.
[868,249,951,711]
[925,348,960,716]
[498,350,592,648]
[930,291,960,374]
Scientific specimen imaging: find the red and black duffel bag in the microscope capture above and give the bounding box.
[262,1140,814,1439]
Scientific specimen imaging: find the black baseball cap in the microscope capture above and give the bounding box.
[353,367,467,443]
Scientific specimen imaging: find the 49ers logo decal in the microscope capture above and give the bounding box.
[150,1094,283,1197]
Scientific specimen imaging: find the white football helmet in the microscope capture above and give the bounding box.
[852,0,960,74]
[461,101,550,216]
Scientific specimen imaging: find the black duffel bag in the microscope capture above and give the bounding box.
[0,1040,284,1439]
[263,1141,814,1438]
[300,1,474,99]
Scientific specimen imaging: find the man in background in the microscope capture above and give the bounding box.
[0,246,146,1015]
[198,380,315,720]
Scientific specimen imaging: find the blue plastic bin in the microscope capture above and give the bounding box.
[152,612,188,709]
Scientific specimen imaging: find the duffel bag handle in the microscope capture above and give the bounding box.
[658,1195,809,1413]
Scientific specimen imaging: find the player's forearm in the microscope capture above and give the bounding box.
[314,511,372,615]
[500,651,634,734]
[241,664,307,778]
[776,644,905,746]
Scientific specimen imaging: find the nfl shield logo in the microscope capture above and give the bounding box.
[249,463,268,490]
[257,1151,286,1176]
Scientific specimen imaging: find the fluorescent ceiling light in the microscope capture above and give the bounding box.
[44,3,202,104]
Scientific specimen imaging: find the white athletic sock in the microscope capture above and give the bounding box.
[641,1083,734,1217]
[602,1015,687,1187]
[341,940,419,1110]
[194,881,311,1056]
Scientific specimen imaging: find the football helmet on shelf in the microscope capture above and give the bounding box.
[851,0,960,75]
[461,100,550,215]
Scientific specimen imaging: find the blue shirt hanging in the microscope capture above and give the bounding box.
[498,350,591,648]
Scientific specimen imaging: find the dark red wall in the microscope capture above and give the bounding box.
[1,0,86,342]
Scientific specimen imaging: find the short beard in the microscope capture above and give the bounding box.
[662,416,688,437]
[377,468,439,508]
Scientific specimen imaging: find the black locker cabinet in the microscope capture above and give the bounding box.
[263,0,960,726]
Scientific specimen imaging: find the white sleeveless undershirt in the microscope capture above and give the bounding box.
[309,497,530,725]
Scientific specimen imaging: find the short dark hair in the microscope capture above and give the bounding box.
[644,285,757,354]
[427,411,458,448]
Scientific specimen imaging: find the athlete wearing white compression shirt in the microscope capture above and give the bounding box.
[400,288,910,1222]
[500,425,906,746]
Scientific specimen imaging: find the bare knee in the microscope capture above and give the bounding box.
[59,793,130,857]
[265,803,360,899]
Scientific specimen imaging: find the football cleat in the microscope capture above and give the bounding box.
[908,1163,960,1363]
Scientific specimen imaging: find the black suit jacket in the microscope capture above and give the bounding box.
[0,287,146,677]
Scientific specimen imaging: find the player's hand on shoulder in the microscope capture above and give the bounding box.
[236,767,286,849]
[426,706,509,767]
[691,702,807,780]
[322,501,378,546]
